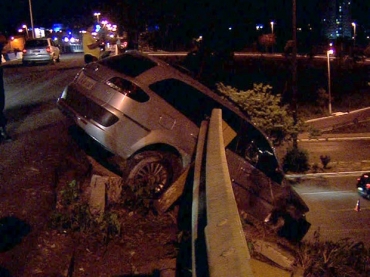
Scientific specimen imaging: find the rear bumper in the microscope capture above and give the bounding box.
[57,97,119,154]
[22,54,52,62]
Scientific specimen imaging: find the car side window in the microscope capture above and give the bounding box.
[107,77,149,103]
[149,78,219,125]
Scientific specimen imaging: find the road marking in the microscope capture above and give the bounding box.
[287,171,369,179]
[310,228,370,233]
[329,207,370,212]
[300,190,354,195]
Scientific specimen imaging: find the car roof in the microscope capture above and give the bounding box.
[112,50,251,119]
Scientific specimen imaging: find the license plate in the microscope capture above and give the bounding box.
[77,74,96,90]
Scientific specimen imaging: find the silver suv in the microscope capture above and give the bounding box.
[57,50,310,241]
[22,38,60,65]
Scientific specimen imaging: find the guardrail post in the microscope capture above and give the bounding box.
[192,120,209,276]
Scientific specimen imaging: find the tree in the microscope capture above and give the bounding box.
[259,34,275,53]
[216,83,303,145]
[364,43,370,57]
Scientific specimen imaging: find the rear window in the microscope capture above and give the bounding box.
[106,77,149,103]
[25,39,48,48]
[99,52,157,77]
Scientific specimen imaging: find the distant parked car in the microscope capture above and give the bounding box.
[22,38,60,65]
[357,172,370,199]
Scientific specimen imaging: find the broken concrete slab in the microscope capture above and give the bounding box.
[154,165,192,214]
[89,175,107,222]
[88,174,124,220]
[252,239,296,270]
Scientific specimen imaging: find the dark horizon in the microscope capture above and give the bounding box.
[0,0,369,40]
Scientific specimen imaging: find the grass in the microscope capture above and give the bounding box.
[323,120,370,134]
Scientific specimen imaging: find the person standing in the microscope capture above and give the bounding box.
[0,33,11,142]
[83,24,101,64]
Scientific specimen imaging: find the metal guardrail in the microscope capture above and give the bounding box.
[192,109,254,277]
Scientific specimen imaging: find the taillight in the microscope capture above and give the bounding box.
[22,49,27,53]
[46,46,51,53]
[366,184,370,189]
[357,178,361,181]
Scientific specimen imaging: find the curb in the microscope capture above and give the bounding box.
[298,136,370,142]
[286,170,369,179]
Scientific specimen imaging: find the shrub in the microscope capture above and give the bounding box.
[50,180,121,244]
[216,82,300,145]
[282,147,310,173]
[296,229,370,277]
[312,163,320,173]
[120,179,153,214]
[308,127,322,139]
[320,155,331,169]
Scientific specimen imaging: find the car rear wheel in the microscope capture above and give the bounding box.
[124,150,182,198]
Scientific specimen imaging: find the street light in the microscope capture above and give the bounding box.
[22,24,29,39]
[352,22,356,47]
[28,0,35,38]
[94,12,101,23]
[327,49,334,115]
[270,21,275,53]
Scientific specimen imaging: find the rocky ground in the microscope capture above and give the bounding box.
[0,117,179,277]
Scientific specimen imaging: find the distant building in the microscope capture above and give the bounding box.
[322,0,352,39]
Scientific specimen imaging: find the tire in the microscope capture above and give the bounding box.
[56,55,60,63]
[124,150,182,198]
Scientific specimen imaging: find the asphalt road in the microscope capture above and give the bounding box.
[294,176,370,248]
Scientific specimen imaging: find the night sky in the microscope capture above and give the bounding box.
[0,0,369,35]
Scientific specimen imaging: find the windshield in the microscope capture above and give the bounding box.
[99,52,157,77]
[25,40,48,48]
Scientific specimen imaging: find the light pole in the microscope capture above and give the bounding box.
[94,12,101,23]
[352,22,356,47]
[270,21,274,34]
[270,21,275,53]
[292,0,298,148]
[327,49,334,115]
[28,0,35,38]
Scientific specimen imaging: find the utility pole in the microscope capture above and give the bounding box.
[292,0,298,148]
[28,0,35,38]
